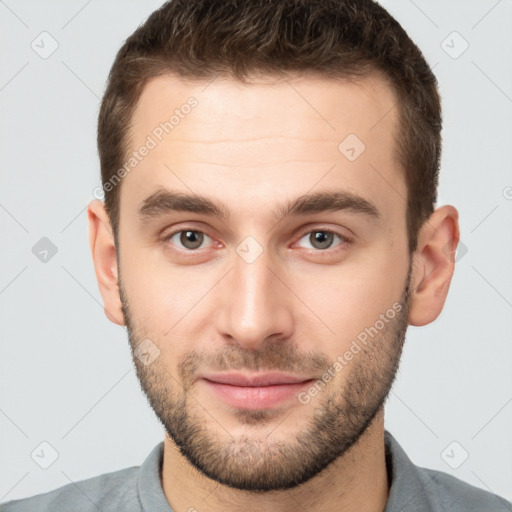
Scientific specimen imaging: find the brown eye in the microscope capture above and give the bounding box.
[180,230,204,249]
[168,230,209,250]
[310,231,334,249]
[297,230,346,250]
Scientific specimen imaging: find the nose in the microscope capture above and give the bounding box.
[214,243,295,350]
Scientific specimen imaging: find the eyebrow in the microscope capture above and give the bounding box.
[137,188,381,223]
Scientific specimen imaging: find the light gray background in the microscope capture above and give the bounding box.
[1,0,511,503]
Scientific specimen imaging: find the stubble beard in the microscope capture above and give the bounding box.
[120,265,412,491]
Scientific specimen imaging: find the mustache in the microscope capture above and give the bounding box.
[178,342,330,389]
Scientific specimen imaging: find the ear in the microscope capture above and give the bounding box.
[408,205,460,326]
[87,199,125,326]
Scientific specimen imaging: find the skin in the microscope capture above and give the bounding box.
[88,72,459,512]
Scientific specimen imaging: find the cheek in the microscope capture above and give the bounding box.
[121,246,219,367]
[121,242,203,321]
[293,251,406,347]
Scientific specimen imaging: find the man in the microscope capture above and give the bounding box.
[3,0,510,510]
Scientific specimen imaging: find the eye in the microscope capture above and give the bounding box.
[296,230,347,250]
[167,230,212,250]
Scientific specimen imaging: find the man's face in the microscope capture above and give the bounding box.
[117,73,412,490]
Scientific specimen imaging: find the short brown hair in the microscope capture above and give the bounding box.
[98,0,441,253]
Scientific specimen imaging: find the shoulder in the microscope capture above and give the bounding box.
[419,466,511,512]
[0,466,140,512]
[384,431,511,511]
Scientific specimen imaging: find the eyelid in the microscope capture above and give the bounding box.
[163,228,217,248]
[161,220,215,239]
[161,224,354,252]
[294,225,354,245]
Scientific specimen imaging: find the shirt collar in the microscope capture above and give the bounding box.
[137,441,174,511]
[384,430,437,511]
[137,431,437,512]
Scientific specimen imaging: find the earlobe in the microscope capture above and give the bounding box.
[87,199,125,326]
[408,205,460,327]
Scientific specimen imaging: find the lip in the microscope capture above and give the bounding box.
[200,372,314,410]
[202,372,312,387]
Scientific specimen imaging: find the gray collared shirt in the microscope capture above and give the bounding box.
[2,431,510,511]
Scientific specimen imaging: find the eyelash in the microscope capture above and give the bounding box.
[162,227,353,253]
[296,229,352,252]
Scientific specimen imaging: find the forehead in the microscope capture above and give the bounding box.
[131,71,398,144]
[122,71,405,225]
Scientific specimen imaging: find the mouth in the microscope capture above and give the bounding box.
[199,372,315,410]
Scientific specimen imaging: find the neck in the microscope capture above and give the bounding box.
[161,408,389,512]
